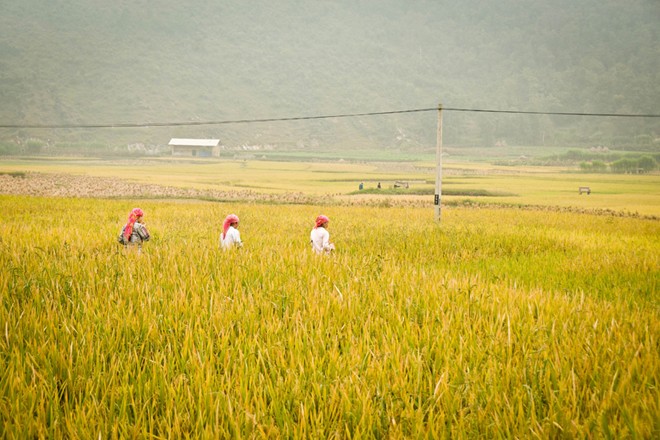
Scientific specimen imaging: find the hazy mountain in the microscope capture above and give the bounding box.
[0,0,658,151]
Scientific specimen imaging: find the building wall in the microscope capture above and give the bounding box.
[171,147,213,157]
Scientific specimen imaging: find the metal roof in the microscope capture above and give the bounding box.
[168,138,220,147]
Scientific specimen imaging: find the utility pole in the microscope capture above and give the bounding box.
[434,103,443,222]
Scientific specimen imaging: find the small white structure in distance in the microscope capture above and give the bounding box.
[169,138,220,157]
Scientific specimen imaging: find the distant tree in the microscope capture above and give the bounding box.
[579,161,591,171]
[25,140,43,154]
[566,150,588,161]
[579,160,607,173]
[610,158,637,173]
[0,143,21,155]
[637,156,657,173]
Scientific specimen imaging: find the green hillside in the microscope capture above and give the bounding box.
[0,0,658,152]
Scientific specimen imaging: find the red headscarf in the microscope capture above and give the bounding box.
[315,215,329,228]
[222,214,239,239]
[123,208,144,241]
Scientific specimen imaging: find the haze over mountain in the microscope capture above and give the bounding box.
[1,0,658,151]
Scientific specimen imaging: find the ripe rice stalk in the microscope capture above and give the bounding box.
[0,195,657,438]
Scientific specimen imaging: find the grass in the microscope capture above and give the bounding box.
[0,196,658,438]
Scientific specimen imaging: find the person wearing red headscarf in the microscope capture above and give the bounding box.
[310,214,335,255]
[221,214,242,250]
[119,207,150,251]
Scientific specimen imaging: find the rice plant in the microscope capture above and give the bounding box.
[0,196,658,438]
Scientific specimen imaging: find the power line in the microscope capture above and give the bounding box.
[444,107,660,118]
[0,108,435,129]
[1,106,658,129]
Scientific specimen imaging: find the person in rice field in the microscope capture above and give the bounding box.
[310,214,335,255]
[221,214,243,250]
[119,207,150,252]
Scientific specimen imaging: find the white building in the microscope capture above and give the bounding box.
[168,138,221,157]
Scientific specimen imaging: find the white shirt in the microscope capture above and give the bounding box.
[310,227,334,254]
[221,226,242,250]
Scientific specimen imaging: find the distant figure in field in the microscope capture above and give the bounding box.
[221,214,243,250]
[359,182,364,190]
[310,215,335,255]
[118,207,150,251]
[377,182,381,189]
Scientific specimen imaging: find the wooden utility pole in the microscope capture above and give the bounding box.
[434,103,443,222]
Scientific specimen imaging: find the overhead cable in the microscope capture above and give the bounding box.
[1,106,658,129]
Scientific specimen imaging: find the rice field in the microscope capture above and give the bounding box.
[1,157,659,216]
[1,195,658,438]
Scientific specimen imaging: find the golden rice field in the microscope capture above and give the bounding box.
[1,195,658,438]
